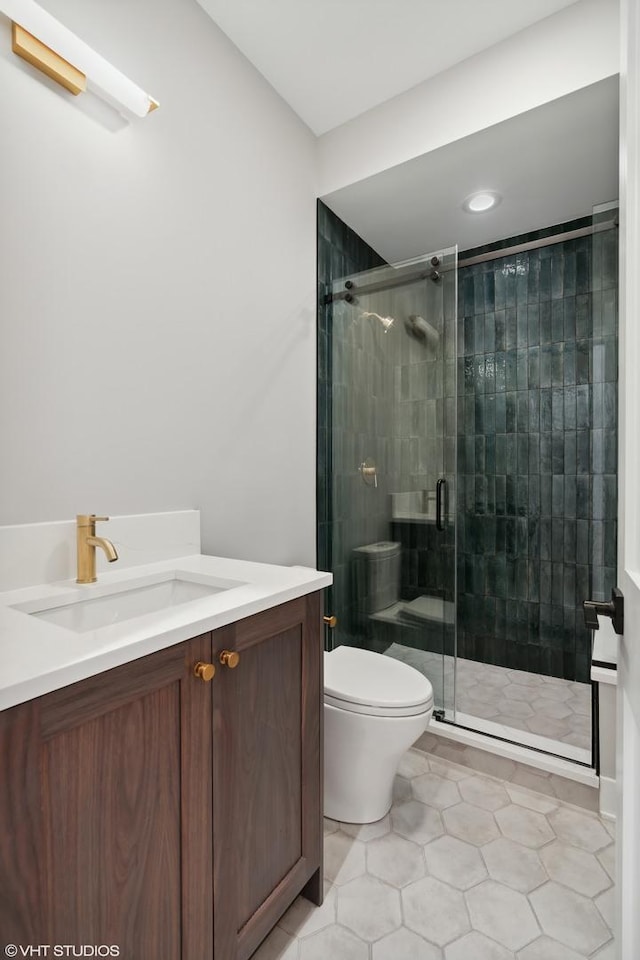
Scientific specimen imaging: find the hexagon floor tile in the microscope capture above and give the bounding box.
[539,840,611,898]
[323,831,366,885]
[253,925,300,960]
[466,880,540,951]
[412,772,462,809]
[403,876,470,947]
[591,940,616,960]
[445,930,515,960]
[397,750,432,779]
[458,775,510,811]
[547,806,612,853]
[495,803,554,848]
[481,838,547,894]
[269,749,614,960]
[597,841,616,882]
[372,927,443,960]
[529,881,611,955]
[297,924,368,960]
[424,834,488,890]
[278,884,337,939]
[391,799,445,844]
[337,874,402,942]
[443,801,500,846]
[595,887,616,930]
[392,654,592,750]
[517,935,587,960]
[367,832,426,888]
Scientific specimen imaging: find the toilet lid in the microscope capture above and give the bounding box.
[324,646,433,714]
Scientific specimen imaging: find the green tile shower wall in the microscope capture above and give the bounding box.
[317,201,387,649]
[456,219,618,682]
[318,201,619,684]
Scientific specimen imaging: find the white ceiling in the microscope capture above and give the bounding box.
[321,77,619,262]
[195,0,580,135]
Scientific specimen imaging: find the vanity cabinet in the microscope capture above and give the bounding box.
[213,593,323,959]
[0,592,323,960]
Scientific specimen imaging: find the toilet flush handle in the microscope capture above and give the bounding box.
[323,615,338,628]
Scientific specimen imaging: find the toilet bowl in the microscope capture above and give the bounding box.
[324,646,433,824]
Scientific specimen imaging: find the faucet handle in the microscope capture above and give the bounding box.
[76,514,110,527]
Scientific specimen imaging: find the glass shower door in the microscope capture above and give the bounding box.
[322,247,458,715]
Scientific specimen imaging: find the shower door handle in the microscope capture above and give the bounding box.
[436,478,446,532]
[583,588,624,636]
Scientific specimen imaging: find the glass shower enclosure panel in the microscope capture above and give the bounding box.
[325,248,458,714]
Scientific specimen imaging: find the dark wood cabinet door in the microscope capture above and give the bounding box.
[212,593,323,960]
[0,635,214,960]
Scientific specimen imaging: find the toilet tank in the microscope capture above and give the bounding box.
[353,541,401,614]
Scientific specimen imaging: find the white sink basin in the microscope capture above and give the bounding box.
[12,571,244,633]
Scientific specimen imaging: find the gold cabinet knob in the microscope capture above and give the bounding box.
[194,661,216,682]
[323,615,338,628]
[219,649,240,669]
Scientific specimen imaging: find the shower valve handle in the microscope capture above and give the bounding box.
[359,461,378,488]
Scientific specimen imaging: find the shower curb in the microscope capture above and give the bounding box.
[414,723,600,813]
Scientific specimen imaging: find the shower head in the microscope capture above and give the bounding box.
[360,311,395,332]
[406,315,439,346]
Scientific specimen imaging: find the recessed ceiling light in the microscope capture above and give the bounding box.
[463,191,502,213]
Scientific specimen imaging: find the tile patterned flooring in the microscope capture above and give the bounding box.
[456,658,592,751]
[385,644,592,754]
[253,749,614,960]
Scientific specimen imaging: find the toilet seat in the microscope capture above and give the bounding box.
[324,646,433,718]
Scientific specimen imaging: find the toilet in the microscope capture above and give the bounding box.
[324,645,433,824]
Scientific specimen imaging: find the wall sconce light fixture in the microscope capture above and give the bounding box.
[1,0,158,118]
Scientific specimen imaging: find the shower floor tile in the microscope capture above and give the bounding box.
[384,644,592,759]
[253,749,614,960]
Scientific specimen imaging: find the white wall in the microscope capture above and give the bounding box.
[318,0,620,196]
[617,0,640,953]
[0,0,318,566]
[0,0,621,573]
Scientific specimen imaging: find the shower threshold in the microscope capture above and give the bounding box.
[384,643,593,767]
[436,710,591,767]
[424,712,599,796]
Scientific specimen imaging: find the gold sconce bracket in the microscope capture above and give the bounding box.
[12,22,86,96]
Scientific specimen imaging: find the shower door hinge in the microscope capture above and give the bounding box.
[432,709,446,722]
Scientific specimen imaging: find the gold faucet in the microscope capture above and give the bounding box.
[76,514,119,584]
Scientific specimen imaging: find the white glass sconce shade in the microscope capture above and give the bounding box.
[1,0,158,119]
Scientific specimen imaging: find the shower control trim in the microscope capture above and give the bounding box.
[359,459,378,488]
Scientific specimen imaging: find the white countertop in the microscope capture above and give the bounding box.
[0,554,332,711]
